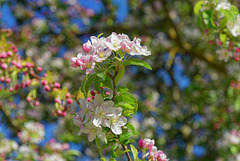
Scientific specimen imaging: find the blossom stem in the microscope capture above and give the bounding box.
[121,144,132,161]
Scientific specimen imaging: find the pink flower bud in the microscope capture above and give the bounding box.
[54,82,61,88]
[44,85,50,91]
[82,40,92,53]
[97,92,100,94]
[208,40,214,44]
[26,96,31,102]
[67,98,73,104]
[44,73,47,77]
[0,77,4,82]
[0,52,7,58]
[55,97,61,104]
[16,63,22,69]
[25,62,31,68]
[105,92,110,95]
[62,111,67,117]
[7,51,12,57]
[56,110,62,115]
[5,78,11,84]
[234,57,239,61]
[138,138,144,148]
[62,143,70,150]
[41,80,47,86]
[9,87,14,92]
[90,91,95,96]
[65,93,70,98]
[64,106,68,111]
[12,60,16,65]
[100,86,104,90]
[1,63,7,70]
[87,97,91,102]
[37,66,42,72]
[33,100,40,106]
[236,48,240,53]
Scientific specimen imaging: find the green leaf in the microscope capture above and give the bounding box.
[220,17,228,29]
[119,132,134,142]
[219,33,227,43]
[81,74,96,98]
[96,70,106,78]
[110,145,118,158]
[115,67,125,84]
[100,157,107,161]
[125,122,136,134]
[124,59,152,70]
[115,149,131,158]
[122,139,135,145]
[230,5,239,15]
[102,75,112,90]
[94,76,101,92]
[117,87,129,93]
[194,1,203,15]
[130,145,140,161]
[221,9,234,22]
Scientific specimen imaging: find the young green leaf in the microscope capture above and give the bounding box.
[110,145,118,158]
[194,1,203,15]
[130,144,140,161]
[124,59,152,70]
[119,132,134,142]
[125,122,136,134]
[115,67,125,84]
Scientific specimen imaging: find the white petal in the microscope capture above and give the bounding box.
[111,124,122,135]
[104,118,111,128]
[115,107,123,116]
[93,117,102,127]
[97,132,106,142]
[88,133,96,142]
[117,117,127,126]
[77,129,82,136]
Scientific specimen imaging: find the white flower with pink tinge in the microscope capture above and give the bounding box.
[129,37,151,56]
[150,146,169,161]
[81,123,106,142]
[92,43,112,62]
[71,53,96,74]
[138,138,155,149]
[92,94,115,127]
[105,32,122,51]
[104,107,127,135]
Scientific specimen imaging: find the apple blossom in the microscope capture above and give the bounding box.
[81,123,106,142]
[104,107,127,135]
[82,40,92,53]
[216,49,232,62]
[215,1,231,11]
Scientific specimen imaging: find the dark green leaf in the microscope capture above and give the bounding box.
[115,67,125,84]
[94,76,101,92]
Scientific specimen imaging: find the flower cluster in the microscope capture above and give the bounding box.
[0,138,18,155]
[139,138,168,161]
[18,121,45,144]
[70,32,151,74]
[45,139,70,152]
[73,94,127,142]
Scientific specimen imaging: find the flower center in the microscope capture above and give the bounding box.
[113,41,118,48]
[99,111,105,117]
[99,52,104,58]
[86,62,92,68]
